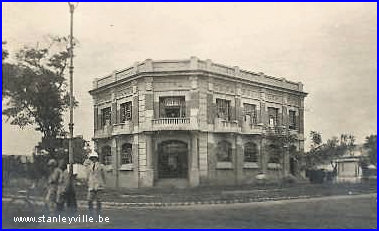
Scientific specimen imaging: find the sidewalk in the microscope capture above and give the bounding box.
[3,182,377,208]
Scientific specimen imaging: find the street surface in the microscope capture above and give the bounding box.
[3,194,376,229]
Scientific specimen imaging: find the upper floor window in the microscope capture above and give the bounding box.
[120,102,132,123]
[244,142,258,162]
[268,107,279,127]
[216,99,231,121]
[216,140,232,162]
[159,96,186,118]
[289,110,296,130]
[101,107,111,127]
[121,143,133,165]
[243,103,257,125]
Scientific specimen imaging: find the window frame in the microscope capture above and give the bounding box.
[121,143,133,165]
[243,103,257,125]
[101,107,112,127]
[288,110,296,130]
[216,140,232,162]
[216,98,231,121]
[120,101,132,123]
[244,142,258,163]
[159,96,186,118]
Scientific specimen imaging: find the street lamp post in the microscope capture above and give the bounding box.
[68,2,77,177]
[67,2,78,213]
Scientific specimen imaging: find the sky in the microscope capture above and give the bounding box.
[2,2,377,155]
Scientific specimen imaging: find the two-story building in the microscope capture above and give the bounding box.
[89,57,307,188]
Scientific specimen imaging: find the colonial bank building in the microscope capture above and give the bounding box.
[89,57,307,188]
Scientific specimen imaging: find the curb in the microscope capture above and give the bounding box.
[3,193,376,209]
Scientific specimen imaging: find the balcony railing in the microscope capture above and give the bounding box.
[241,123,264,134]
[94,125,113,139]
[265,125,287,136]
[214,118,241,133]
[113,122,133,135]
[152,117,193,130]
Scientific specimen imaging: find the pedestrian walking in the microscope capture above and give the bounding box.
[85,151,106,216]
[45,159,62,215]
[56,159,69,213]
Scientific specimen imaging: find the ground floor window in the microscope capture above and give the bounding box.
[267,144,281,164]
[101,145,112,165]
[121,143,133,165]
[244,142,258,162]
[216,140,232,162]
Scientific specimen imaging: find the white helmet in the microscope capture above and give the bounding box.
[88,151,99,159]
[47,159,57,167]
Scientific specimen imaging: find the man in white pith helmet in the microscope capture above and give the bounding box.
[45,159,62,215]
[85,151,106,216]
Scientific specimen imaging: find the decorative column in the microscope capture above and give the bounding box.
[145,132,154,186]
[235,134,244,184]
[189,132,200,187]
[259,90,267,125]
[282,94,290,176]
[189,76,199,129]
[260,136,267,174]
[144,77,154,131]
[114,136,121,188]
[138,132,154,187]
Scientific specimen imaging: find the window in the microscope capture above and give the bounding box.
[243,103,257,125]
[120,102,132,123]
[244,142,258,162]
[268,107,279,127]
[159,96,186,118]
[268,144,280,163]
[121,143,133,165]
[289,110,296,130]
[101,146,112,165]
[216,141,232,162]
[216,99,231,121]
[101,107,111,127]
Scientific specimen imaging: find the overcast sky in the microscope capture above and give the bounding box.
[2,2,377,155]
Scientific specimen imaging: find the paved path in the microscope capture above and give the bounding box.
[3,193,377,229]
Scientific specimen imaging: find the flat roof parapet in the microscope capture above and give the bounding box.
[92,57,305,92]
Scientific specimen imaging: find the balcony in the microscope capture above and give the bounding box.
[241,123,264,134]
[94,125,113,139]
[152,117,194,131]
[113,122,133,135]
[265,125,286,136]
[214,118,241,133]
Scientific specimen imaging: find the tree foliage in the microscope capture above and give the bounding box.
[363,134,377,165]
[310,130,322,148]
[265,133,299,165]
[305,132,356,169]
[2,36,78,155]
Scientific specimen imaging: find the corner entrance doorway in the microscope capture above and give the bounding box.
[158,140,188,178]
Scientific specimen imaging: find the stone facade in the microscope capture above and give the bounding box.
[89,57,307,188]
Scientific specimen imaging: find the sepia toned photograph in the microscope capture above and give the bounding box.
[2,2,377,229]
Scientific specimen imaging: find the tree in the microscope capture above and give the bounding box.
[310,131,322,149]
[2,36,78,157]
[265,132,299,179]
[305,133,353,169]
[2,41,9,61]
[364,134,377,165]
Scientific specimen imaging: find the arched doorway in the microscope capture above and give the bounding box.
[158,140,188,178]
